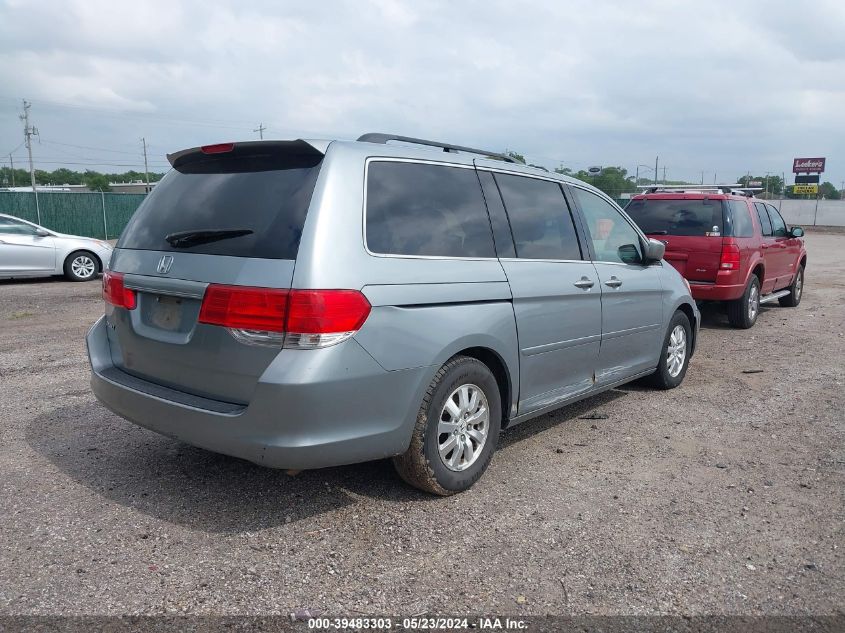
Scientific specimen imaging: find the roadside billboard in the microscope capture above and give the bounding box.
[792,157,825,173]
[793,184,819,195]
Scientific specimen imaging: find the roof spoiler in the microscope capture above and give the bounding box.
[167,140,326,168]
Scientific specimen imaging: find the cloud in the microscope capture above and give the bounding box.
[0,0,842,184]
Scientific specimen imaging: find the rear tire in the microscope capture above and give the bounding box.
[63,251,100,282]
[648,311,692,390]
[778,265,804,307]
[727,275,760,329]
[392,356,501,496]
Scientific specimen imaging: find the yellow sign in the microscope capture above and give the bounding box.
[793,184,818,194]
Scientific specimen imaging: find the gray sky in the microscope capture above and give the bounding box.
[1,0,843,187]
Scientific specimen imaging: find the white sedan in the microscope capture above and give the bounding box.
[0,213,113,281]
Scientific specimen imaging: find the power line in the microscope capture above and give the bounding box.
[40,139,140,155]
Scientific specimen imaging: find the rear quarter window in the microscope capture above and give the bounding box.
[365,161,495,258]
[726,200,754,237]
[625,198,725,236]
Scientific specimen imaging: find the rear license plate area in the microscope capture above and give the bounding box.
[150,295,183,331]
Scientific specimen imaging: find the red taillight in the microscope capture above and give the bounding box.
[198,285,288,332]
[102,271,136,310]
[197,286,371,338]
[286,290,372,334]
[720,242,741,270]
[200,143,235,154]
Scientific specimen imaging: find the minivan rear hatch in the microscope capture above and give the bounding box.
[105,140,324,404]
[625,196,725,282]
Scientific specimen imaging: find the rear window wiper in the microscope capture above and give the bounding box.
[165,229,254,248]
[646,230,669,235]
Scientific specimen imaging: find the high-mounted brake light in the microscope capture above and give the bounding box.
[719,241,741,270]
[197,286,371,348]
[102,271,137,310]
[200,143,235,154]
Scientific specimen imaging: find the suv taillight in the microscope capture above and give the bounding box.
[102,271,137,309]
[198,286,371,348]
[719,241,741,270]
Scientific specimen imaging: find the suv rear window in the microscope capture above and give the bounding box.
[365,161,495,258]
[118,146,323,260]
[625,198,725,236]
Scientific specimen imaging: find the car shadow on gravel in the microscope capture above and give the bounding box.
[27,390,629,534]
[697,301,780,329]
[26,402,439,534]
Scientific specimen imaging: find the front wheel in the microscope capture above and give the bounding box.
[648,311,692,390]
[64,251,99,282]
[778,265,804,307]
[392,356,502,496]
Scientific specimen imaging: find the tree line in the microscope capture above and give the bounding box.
[0,167,166,192]
[506,152,841,200]
[2,161,840,200]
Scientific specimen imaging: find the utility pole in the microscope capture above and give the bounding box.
[20,99,40,224]
[700,171,704,185]
[253,123,266,140]
[662,166,667,184]
[141,137,150,192]
[654,156,658,185]
[9,153,15,187]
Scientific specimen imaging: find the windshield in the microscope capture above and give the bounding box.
[118,149,322,259]
[625,198,726,236]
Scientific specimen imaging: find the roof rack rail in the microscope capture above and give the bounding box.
[356,133,518,164]
[636,184,763,196]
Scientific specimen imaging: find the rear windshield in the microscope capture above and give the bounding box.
[625,198,726,236]
[118,148,322,259]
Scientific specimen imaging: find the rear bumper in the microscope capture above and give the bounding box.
[689,281,745,301]
[86,317,430,470]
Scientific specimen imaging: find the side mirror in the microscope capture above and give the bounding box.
[34,228,50,237]
[642,238,665,262]
[618,243,642,265]
[790,226,804,238]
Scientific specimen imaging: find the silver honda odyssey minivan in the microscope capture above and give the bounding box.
[87,133,699,495]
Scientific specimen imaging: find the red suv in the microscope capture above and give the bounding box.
[625,186,806,328]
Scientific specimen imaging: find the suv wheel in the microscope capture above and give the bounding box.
[727,275,760,329]
[648,310,692,389]
[778,265,804,307]
[393,356,501,496]
[64,251,99,282]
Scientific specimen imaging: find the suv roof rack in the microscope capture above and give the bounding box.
[637,184,763,197]
[357,133,518,164]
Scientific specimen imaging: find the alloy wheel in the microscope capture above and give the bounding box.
[71,255,96,279]
[666,325,687,378]
[437,383,489,472]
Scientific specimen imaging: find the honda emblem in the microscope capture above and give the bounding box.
[156,255,174,274]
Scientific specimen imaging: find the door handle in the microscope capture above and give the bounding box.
[761,244,769,249]
[573,277,594,289]
[604,276,623,288]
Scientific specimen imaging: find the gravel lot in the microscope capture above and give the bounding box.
[1,231,843,618]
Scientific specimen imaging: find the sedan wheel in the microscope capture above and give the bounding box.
[64,251,99,281]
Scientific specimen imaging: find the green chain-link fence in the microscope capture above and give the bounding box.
[0,191,632,241]
[0,192,146,240]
